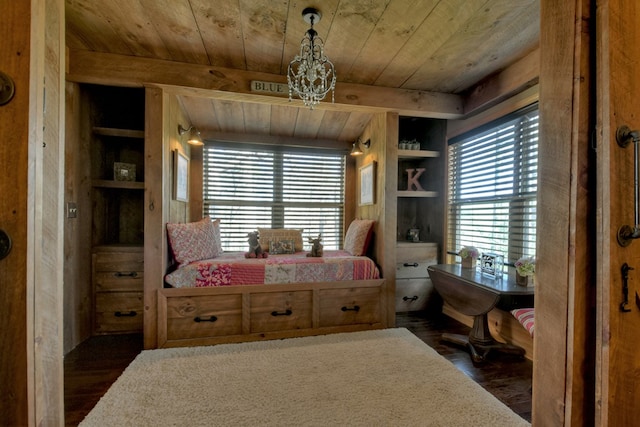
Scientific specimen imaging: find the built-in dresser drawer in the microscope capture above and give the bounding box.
[395,242,438,313]
[395,278,434,312]
[396,261,432,279]
[92,246,144,334]
[396,242,438,265]
[94,291,144,333]
[165,294,243,340]
[250,291,313,332]
[319,287,381,327]
[93,251,144,292]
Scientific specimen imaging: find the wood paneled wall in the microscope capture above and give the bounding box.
[64,82,94,353]
[143,89,194,349]
[354,112,398,327]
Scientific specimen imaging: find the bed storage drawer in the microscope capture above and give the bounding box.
[165,294,243,340]
[319,287,381,327]
[157,279,387,348]
[94,292,143,333]
[250,291,313,332]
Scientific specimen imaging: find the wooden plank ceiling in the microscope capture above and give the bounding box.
[65,0,540,143]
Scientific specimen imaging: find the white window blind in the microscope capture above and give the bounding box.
[203,144,345,252]
[447,104,538,263]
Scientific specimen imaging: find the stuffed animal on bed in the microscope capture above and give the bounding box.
[306,234,323,257]
[245,231,268,258]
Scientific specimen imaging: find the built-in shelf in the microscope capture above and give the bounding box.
[92,180,144,189]
[397,149,440,159]
[397,190,438,198]
[93,127,145,139]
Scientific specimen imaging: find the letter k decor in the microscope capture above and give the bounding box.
[406,168,426,191]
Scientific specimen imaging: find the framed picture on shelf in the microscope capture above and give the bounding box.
[173,150,189,202]
[359,161,376,206]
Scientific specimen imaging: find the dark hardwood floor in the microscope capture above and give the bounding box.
[64,333,143,426]
[64,311,532,426]
[396,311,532,422]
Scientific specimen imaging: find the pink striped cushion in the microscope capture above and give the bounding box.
[511,308,535,337]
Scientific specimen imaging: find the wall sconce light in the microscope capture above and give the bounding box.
[349,138,371,156]
[178,125,204,145]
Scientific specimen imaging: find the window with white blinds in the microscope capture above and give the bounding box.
[203,143,345,252]
[447,104,538,264]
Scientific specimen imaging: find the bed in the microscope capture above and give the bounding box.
[157,218,388,348]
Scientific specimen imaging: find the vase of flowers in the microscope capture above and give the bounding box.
[459,246,479,268]
[514,256,536,286]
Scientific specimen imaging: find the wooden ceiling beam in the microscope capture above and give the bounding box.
[200,130,351,152]
[462,47,540,117]
[66,49,464,119]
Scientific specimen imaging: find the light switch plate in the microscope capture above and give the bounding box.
[67,202,78,218]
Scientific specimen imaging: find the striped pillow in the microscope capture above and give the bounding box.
[511,308,535,337]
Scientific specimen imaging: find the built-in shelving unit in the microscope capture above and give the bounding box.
[396,116,446,245]
[393,117,446,313]
[84,85,146,335]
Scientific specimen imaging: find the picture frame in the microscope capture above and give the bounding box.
[359,161,376,206]
[113,162,136,182]
[480,253,504,278]
[173,150,189,202]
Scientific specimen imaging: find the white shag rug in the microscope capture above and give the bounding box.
[80,328,530,427]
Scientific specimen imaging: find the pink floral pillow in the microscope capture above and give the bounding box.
[167,217,223,267]
[343,219,375,256]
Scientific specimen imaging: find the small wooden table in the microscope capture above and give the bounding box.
[427,264,534,363]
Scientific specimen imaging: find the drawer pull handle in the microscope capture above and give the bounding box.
[271,309,293,317]
[341,305,360,312]
[194,316,218,323]
[403,296,419,302]
[114,311,137,317]
[403,263,419,267]
[114,271,137,278]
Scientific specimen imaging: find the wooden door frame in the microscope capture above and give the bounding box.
[535,0,596,425]
[0,0,65,424]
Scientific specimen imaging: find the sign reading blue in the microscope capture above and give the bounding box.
[250,81,288,95]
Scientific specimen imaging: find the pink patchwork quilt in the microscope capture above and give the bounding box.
[164,250,380,288]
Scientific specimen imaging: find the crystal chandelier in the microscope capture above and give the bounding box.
[287,8,336,109]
